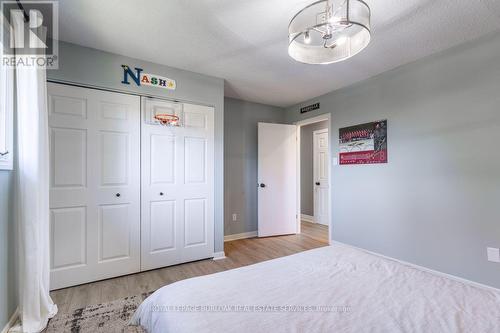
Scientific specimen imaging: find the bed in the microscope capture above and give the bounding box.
[130,243,500,332]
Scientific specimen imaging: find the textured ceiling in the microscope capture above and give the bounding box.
[57,0,500,107]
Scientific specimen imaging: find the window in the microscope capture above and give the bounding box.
[0,14,14,170]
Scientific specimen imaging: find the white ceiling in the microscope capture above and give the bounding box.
[57,0,500,107]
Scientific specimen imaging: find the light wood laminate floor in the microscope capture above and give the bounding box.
[51,221,329,314]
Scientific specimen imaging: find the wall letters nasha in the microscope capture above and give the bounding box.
[121,65,176,90]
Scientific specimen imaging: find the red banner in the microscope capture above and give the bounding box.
[339,150,387,165]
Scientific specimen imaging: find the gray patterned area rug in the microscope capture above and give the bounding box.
[45,293,151,333]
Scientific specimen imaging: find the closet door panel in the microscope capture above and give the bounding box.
[184,198,207,247]
[50,207,87,270]
[140,108,182,270]
[150,200,176,252]
[98,203,131,261]
[179,103,214,262]
[141,99,214,270]
[150,134,176,184]
[48,83,140,290]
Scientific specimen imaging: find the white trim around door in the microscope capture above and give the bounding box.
[212,251,226,260]
[300,214,315,223]
[295,113,332,244]
[224,231,258,242]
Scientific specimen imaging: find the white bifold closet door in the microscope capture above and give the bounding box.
[141,98,214,271]
[48,83,141,290]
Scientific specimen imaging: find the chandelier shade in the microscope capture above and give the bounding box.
[288,0,371,64]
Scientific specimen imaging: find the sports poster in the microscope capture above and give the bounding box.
[339,120,387,165]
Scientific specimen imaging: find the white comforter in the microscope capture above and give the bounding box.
[131,243,500,333]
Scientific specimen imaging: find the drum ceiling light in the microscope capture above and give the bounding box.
[288,0,371,64]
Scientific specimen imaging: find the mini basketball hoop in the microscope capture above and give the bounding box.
[154,113,180,127]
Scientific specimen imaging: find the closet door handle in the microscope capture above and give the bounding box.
[115,193,121,198]
[0,151,9,156]
[260,183,266,188]
[160,192,164,196]
[315,182,320,186]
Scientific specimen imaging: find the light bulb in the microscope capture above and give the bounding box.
[304,31,311,44]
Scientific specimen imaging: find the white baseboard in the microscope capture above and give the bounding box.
[212,251,226,260]
[301,214,315,223]
[224,231,258,242]
[332,241,500,293]
[2,308,19,333]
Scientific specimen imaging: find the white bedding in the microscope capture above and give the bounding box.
[131,243,500,333]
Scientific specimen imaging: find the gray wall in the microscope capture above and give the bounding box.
[286,32,500,288]
[47,41,226,252]
[300,120,329,216]
[0,22,17,328]
[0,171,16,329]
[224,98,285,236]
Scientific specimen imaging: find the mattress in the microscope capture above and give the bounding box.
[130,243,500,333]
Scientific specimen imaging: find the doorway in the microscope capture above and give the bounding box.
[256,114,331,244]
[296,114,331,243]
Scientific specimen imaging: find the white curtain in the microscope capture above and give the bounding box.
[11,12,57,333]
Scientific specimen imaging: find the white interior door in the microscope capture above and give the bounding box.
[313,129,329,226]
[141,98,214,271]
[258,123,297,237]
[48,83,141,290]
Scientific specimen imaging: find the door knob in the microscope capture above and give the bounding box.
[160,192,164,196]
[115,193,121,197]
[260,183,266,188]
[315,182,320,186]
